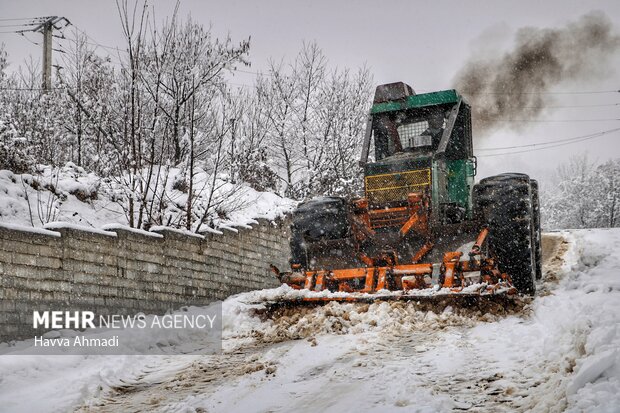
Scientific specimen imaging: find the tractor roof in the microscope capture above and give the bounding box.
[370,89,461,115]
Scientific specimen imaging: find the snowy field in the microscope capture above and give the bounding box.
[1,229,620,412]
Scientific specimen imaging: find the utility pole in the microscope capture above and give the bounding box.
[229,117,236,183]
[42,20,53,91]
[24,16,70,92]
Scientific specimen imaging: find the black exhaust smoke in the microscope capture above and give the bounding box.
[453,11,620,135]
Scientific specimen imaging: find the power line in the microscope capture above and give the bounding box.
[493,118,620,123]
[233,70,620,96]
[477,128,620,151]
[476,128,620,157]
[229,82,252,88]
[65,23,127,54]
[0,86,66,91]
[521,103,620,109]
[57,26,128,69]
[0,17,48,22]
[18,32,40,46]
[413,88,620,95]
[57,34,126,67]
[475,90,620,95]
[237,74,620,97]
[0,23,38,28]
[234,72,620,96]
[64,35,125,54]
[36,25,620,99]
[234,68,273,77]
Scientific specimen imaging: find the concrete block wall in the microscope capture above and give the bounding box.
[0,219,289,342]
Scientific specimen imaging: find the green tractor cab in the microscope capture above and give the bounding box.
[361,82,476,225]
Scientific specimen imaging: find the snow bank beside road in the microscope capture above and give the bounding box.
[561,229,620,412]
[459,230,620,412]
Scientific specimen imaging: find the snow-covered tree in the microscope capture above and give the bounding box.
[542,155,620,229]
[254,42,373,199]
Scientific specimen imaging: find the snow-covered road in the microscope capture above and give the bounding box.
[2,229,620,412]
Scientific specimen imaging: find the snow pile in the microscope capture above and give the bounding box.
[225,188,296,225]
[0,222,61,237]
[0,165,124,227]
[237,281,513,305]
[259,301,486,341]
[559,230,620,412]
[530,230,620,412]
[0,163,296,230]
[100,223,164,238]
[43,221,117,237]
[221,284,514,354]
[125,165,296,229]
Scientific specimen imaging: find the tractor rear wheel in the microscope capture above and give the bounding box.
[475,173,537,295]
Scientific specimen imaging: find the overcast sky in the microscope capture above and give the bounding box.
[1,0,620,183]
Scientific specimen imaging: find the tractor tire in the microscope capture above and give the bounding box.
[289,197,350,268]
[474,173,537,295]
[289,231,308,268]
[531,180,543,280]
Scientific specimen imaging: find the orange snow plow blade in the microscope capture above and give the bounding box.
[269,242,518,306]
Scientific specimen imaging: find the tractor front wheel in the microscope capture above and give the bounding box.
[289,196,351,269]
[474,173,537,295]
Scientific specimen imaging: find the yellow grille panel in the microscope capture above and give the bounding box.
[365,169,431,204]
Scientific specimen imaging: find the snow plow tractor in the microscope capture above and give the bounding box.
[271,82,541,304]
